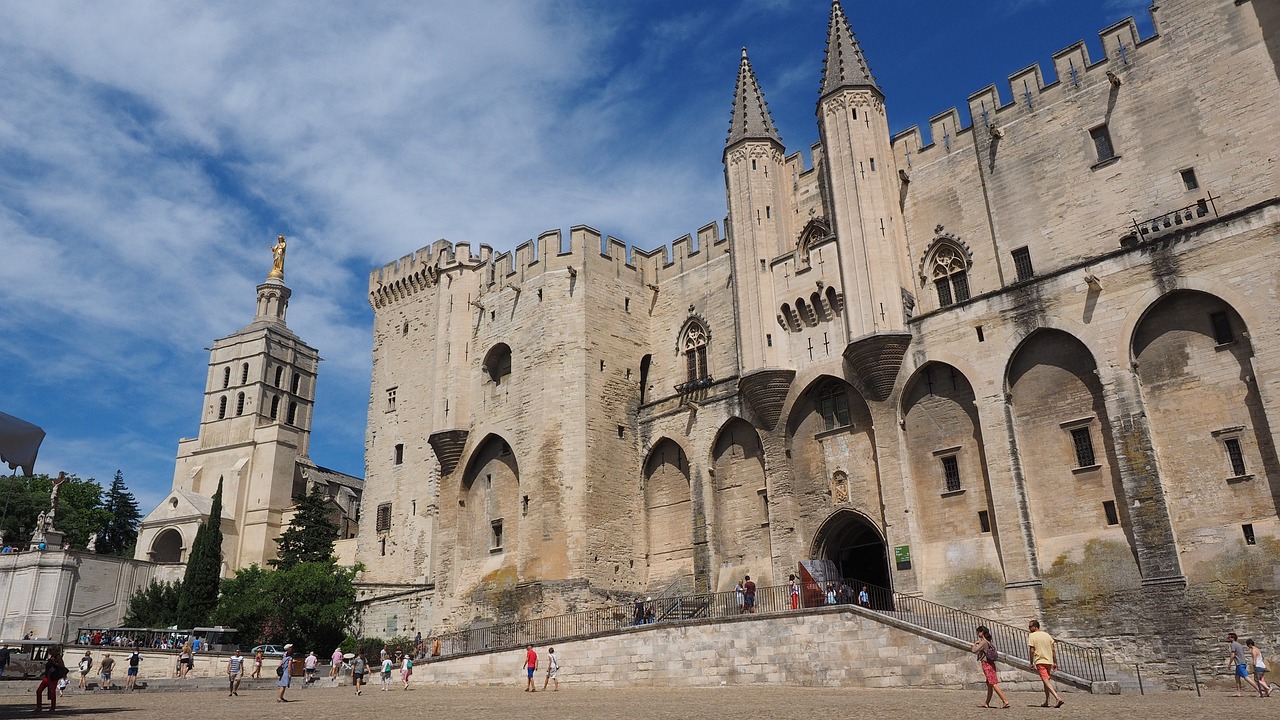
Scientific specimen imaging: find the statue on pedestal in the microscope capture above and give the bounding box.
[268,234,287,280]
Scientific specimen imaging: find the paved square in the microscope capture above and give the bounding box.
[0,683,1250,720]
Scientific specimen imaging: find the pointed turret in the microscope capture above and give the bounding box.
[819,0,878,100]
[726,48,782,149]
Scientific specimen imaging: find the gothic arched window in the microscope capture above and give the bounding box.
[218,396,228,419]
[683,322,709,384]
[817,382,851,431]
[929,243,971,307]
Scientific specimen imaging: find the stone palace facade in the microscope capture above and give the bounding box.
[356,0,1279,674]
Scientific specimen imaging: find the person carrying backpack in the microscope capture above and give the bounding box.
[36,647,68,712]
[77,651,93,690]
[971,626,1010,709]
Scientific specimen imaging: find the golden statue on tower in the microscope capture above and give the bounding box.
[268,234,287,280]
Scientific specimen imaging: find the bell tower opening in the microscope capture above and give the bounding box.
[811,509,891,599]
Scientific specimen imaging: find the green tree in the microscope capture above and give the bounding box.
[272,485,338,569]
[177,477,224,627]
[122,579,181,628]
[212,561,359,652]
[0,473,110,549]
[98,470,141,556]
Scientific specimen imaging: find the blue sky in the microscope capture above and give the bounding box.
[0,0,1153,513]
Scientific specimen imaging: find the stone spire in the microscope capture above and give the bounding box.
[726,47,781,148]
[819,0,878,100]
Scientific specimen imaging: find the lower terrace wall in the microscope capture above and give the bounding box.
[417,607,1048,691]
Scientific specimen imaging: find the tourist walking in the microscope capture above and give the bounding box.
[789,575,801,610]
[543,647,560,691]
[227,648,244,696]
[1027,620,1064,708]
[1226,633,1260,696]
[380,652,393,690]
[277,644,294,702]
[331,647,344,680]
[177,641,193,678]
[35,647,66,712]
[252,648,263,678]
[1245,639,1272,697]
[99,652,115,690]
[524,644,538,692]
[858,585,870,608]
[971,626,1010,708]
[734,579,745,613]
[304,650,318,685]
[743,575,756,613]
[352,651,367,695]
[76,650,93,689]
[125,647,142,690]
[400,651,413,689]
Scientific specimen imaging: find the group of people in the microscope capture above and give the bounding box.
[968,620,1065,709]
[1225,633,1272,698]
[522,645,560,692]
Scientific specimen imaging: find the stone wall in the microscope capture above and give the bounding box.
[417,607,1053,691]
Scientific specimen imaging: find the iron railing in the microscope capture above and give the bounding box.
[426,578,1105,682]
[1130,195,1219,240]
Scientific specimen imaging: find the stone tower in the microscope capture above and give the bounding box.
[136,238,359,575]
[724,48,789,374]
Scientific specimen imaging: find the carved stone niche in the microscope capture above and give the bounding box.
[843,332,912,402]
[738,368,796,431]
[428,429,470,477]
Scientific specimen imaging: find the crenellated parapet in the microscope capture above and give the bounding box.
[891,12,1156,167]
[369,219,729,309]
[368,240,492,310]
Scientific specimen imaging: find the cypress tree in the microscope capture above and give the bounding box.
[272,484,339,569]
[98,470,141,555]
[177,477,224,628]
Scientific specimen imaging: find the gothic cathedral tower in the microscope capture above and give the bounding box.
[135,237,325,574]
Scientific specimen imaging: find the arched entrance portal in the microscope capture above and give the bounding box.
[811,510,891,597]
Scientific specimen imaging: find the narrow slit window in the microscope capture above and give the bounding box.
[1243,523,1256,545]
[1090,125,1115,163]
[1224,437,1246,477]
[222,367,231,389]
[977,510,991,533]
[394,443,404,466]
[1209,311,1234,345]
[1012,247,1034,282]
[1070,427,1096,467]
[491,519,504,551]
[941,455,961,493]
[269,396,280,420]
[1103,500,1119,526]
[241,363,249,384]
[274,367,284,387]
[236,392,245,416]
[292,373,302,394]
[218,396,228,419]
[286,401,297,425]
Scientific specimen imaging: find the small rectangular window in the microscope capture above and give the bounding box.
[760,259,767,272]
[386,387,397,412]
[617,424,625,438]
[1103,500,1119,526]
[975,326,985,342]
[1180,168,1199,191]
[491,519,504,551]
[394,443,404,466]
[869,157,876,172]
[1012,247,1034,282]
[1224,437,1247,477]
[977,510,991,533]
[941,455,961,493]
[376,503,392,533]
[1243,523,1256,545]
[1090,125,1115,163]
[1209,311,1234,345]
[1071,427,1096,468]
[766,334,773,347]
[625,297,630,313]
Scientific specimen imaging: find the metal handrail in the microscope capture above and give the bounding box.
[425,577,1105,682]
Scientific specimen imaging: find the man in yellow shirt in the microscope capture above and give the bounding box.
[1027,620,1064,708]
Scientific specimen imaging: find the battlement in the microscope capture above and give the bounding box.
[892,12,1155,168]
[369,220,728,309]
